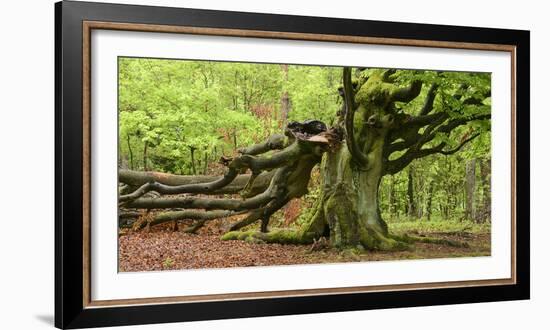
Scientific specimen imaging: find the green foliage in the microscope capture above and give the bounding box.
[388,218,491,235]
[380,148,490,223]
[118,58,341,173]
[376,69,491,223]
[285,65,341,124]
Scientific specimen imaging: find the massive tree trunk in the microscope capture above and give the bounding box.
[287,68,417,250]
[306,140,405,250]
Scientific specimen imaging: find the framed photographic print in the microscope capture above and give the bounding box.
[55,0,530,328]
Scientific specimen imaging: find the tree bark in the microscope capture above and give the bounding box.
[143,141,149,171]
[119,169,274,196]
[297,141,406,250]
[426,180,434,221]
[189,146,197,175]
[389,175,396,218]
[280,64,291,127]
[407,165,417,218]
[478,158,491,223]
[126,134,134,170]
[465,159,476,220]
[203,151,209,175]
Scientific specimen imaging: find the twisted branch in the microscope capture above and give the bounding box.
[121,120,339,233]
[119,135,296,204]
[343,67,369,165]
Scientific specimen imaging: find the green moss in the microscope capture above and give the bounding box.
[360,227,410,251]
[324,184,360,248]
[354,72,394,108]
[221,231,240,241]
[244,236,265,244]
[387,218,490,236]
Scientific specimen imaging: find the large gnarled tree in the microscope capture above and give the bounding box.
[120,68,490,250]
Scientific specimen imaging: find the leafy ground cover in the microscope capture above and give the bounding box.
[119,219,490,272]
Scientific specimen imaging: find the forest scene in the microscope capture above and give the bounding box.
[117,57,492,272]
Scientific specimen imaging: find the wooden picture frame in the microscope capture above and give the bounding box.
[55,1,530,328]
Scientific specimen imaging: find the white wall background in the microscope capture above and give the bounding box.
[0,0,545,329]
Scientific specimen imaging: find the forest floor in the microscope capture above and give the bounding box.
[118,218,491,272]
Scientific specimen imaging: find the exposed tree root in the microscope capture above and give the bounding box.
[221,229,317,245]
[389,233,469,248]
[359,228,411,251]
[182,220,207,234]
[221,228,467,251]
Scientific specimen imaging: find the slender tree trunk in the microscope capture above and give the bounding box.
[478,158,491,223]
[407,165,417,218]
[389,175,396,219]
[445,158,452,219]
[445,191,451,219]
[189,146,197,175]
[126,134,134,170]
[417,169,424,219]
[465,159,476,220]
[143,141,149,171]
[203,151,209,175]
[426,181,434,221]
[280,64,291,128]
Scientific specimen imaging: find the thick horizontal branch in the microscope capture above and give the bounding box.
[391,80,422,102]
[243,141,302,172]
[436,133,480,155]
[119,169,273,195]
[228,196,291,232]
[385,131,482,175]
[238,134,286,155]
[133,210,246,230]
[120,167,241,203]
[407,112,447,128]
[385,112,448,156]
[121,120,334,232]
[126,159,299,209]
[126,188,276,211]
[387,111,489,157]
[119,135,303,203]
[434,113,490,136]
[385,112,489,175]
